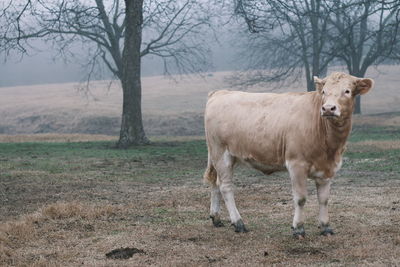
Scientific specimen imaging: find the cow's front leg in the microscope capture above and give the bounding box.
[316,178,334,236]
[210,185,224,227]
[287,161,308,239]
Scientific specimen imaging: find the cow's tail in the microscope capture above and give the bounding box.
[203,152,217,186]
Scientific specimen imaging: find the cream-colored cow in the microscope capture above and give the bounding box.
[203,72,373,238]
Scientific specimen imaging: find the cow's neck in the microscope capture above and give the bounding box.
[312,93,352,156]
[321,115,352,156]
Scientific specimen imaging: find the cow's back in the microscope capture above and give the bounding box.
[205,90,324,166]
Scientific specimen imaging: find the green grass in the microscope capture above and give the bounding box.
[0,125,398,186]
[343,149,400,172]
[0,139,209,185]
[0,140,207,159]
[349,125,400,142]
[345,127,400,173]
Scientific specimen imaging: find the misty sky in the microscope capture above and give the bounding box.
[0,29,241,87]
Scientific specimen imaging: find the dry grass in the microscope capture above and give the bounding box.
[0,183,399,266]
[41,202,120,220]
[0,134,116,143]
[0,202,122,266]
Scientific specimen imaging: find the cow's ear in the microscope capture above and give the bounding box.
[314,76,325,93]
[355,78,374,95]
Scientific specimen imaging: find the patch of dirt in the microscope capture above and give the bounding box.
[286,247,325,256]
[106,247,145,259]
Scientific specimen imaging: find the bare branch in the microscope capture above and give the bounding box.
[1,0,217,82]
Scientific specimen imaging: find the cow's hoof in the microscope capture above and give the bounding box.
[292,226,306,239]
[210,215,224,227]
[320,225,335,236]
[232,219,248,233]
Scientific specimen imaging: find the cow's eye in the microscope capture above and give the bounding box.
[322,90,325,95]
[344,89,351,94]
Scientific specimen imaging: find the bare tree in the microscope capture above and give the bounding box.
[328,0,400,113]
[234,0,335,91]
[234,0,400,114]
[2,0,214,147]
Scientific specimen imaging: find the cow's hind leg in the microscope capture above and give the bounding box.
[287,161,308,239]
[210,185,224,227]
[216,150,247,233]
[316,178,334,236]
[204,152,224,227]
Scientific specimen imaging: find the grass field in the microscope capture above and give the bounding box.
[1,122,399,266]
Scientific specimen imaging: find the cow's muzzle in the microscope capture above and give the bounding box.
[321,104,340,117]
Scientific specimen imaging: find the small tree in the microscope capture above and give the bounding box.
[2,0,214,147]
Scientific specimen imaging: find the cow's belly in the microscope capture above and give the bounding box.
[240,158,286,175]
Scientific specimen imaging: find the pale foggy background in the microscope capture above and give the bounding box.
[0,28,241,87]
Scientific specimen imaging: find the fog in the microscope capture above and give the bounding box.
[0,28,242,87]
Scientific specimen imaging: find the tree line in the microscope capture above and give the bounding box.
[1,0,400,147]
[234,0,400,113]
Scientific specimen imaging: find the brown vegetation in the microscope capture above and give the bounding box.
[1,179,399,266]
[0,202,122,266]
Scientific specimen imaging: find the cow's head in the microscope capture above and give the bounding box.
[314,72,374,119]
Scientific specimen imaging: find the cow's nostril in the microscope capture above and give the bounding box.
[322,106,326,111]
[331,106,336,111]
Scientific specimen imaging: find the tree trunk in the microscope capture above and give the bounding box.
[305,65,314,92]
[117,0,149,148]
[307,78,315,92]
[354,95,361,114]
[352,69,364,115]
